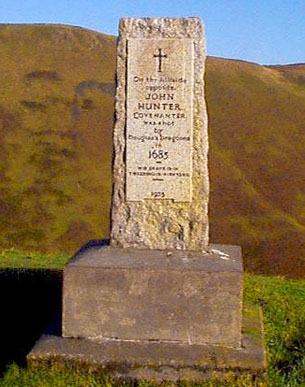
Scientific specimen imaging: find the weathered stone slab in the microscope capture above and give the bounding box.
[28,305,266,383]
[62,244,243,347]
[111,18,209,250]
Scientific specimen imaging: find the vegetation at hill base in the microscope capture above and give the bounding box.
[0,248,69,269]
[0,24,305,277]
[0,274,304,386]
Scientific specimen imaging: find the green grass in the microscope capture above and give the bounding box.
[245,275,305,386]
[0,364,114,387]
[0,273,304,386]
[0,364,266,387]
[0,249,70,269]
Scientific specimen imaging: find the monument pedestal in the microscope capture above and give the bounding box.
[63,244,243,347]
[27,244,266,382]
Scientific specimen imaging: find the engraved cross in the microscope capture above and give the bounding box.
[153,48,167,72]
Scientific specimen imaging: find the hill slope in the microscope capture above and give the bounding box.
[0,24,304,277]
[207,57,305,276]
[0,24,115,252]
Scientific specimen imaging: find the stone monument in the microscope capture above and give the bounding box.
[28,18,266,383]
[111,17,209,251]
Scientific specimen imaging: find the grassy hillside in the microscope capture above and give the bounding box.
[207,58,305,277]
[0,24,304,277]
[0,24,115,252]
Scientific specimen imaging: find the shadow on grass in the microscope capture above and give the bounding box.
[0,269,62,376]
[0,239,110,377]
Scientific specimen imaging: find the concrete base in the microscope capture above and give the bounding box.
[27,304,266,383]
[63,244,243,347]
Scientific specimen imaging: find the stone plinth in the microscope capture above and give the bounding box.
[28,304,266,383]
[111,18,209,251]
[63,244,243,347]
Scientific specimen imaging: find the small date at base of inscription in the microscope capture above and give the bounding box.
[151,191,165,198]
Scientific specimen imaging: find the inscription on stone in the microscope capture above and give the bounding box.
[126,39,193,202]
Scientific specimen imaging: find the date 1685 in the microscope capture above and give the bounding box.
[148,149,168,160]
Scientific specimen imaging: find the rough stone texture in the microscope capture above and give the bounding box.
[28,304,266,383]
[111,18,209,250]
[62,244,243,347]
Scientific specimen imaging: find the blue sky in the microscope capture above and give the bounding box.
[0,0,304,65]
